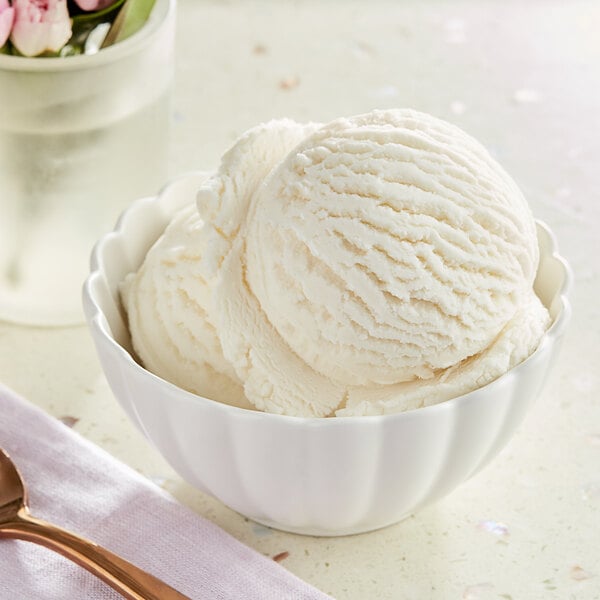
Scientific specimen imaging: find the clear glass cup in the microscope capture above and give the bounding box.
[0,0,175,326]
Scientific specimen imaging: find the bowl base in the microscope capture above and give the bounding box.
[248,513,412,537]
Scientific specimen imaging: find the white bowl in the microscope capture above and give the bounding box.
[83,172,572,536]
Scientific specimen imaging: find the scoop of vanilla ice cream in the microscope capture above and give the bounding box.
[197,119,347,417]
[245,110,540,389]
[196,118,323,280]
[124,109,550,417]
[121,119,320,409]
[120,203,251,409]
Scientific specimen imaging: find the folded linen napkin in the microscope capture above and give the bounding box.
[0,385,332,600]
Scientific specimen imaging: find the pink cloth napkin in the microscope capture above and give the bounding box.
[0,385,333,600]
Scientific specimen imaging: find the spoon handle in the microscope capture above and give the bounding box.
[2,511,191,600]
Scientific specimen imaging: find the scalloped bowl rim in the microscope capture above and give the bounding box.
[83,172,573,426]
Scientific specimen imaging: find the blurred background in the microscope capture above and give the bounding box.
[1,1,599,598]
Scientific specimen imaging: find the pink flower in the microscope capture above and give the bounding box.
[74,0,118,11]
[0,0,15,48]
[10,0,72,57]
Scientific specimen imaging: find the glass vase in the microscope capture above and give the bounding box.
[0,0,175,325]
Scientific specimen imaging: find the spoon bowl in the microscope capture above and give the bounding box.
[0,448,26,523]
[0,447,190,600]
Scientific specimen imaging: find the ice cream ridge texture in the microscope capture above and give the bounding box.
[121,109,550,417]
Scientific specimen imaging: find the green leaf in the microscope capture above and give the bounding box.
[71,0,127,25]
[101,0,157,48]
[63,0,126,55]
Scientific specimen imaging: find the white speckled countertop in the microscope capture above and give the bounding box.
[1,1,599,598]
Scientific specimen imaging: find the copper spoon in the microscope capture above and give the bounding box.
[0,448,191,600]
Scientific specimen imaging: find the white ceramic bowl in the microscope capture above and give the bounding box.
[83,172,572,536]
